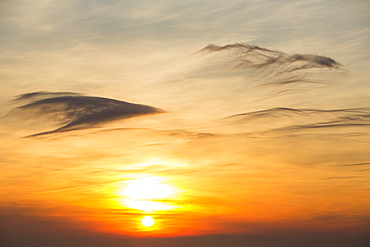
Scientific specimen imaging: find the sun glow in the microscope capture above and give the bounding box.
[124,177,175,200]
[121,176,178,212]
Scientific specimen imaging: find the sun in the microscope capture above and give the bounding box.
[141,216,155,227]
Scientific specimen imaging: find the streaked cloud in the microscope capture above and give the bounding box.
[194,43,344,88]
[223,106,370,134]
[6,92,164,137]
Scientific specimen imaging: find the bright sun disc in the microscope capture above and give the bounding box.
[141,216,154,227]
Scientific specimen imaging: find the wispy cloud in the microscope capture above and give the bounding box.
[223,106,370,134]
[324,176,363,180]
[194,43,344,87]
[339,162,370,167]
[11,91,83,103]
[6,91,165,137]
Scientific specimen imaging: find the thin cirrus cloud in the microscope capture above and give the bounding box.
[6,91,165,137]
[3,43,361,138]
[223,107,370,134]
[193,43,344,87]
[339,162,370,167]
[11,91,84,103]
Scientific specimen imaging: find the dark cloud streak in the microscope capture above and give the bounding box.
[12,91,83,103]
[228,107,366,119]
[6,92,165,137]
[339,162,370,167]
[195,43,344,87]
[224,107,370,134]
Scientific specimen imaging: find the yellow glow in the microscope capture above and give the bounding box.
[120,176,178,212]
[141,216,155,227]
[123,177,175,200]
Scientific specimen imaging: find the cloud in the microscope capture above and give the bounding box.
[11,91,83,103]
[339,162,370,167]
[222,107,370,134]
[6,91,165,137]
[193,43,344,87]
[229,107,370,123]
[324,176,362,180]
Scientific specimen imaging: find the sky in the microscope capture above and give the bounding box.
[1,0,370,246]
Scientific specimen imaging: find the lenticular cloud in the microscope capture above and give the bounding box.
[6,92,164,137]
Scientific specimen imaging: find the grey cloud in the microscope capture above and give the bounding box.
[12,91,83,103]
[277,122,370,132]
[224,107,370,134]
[259,76,325,87]
[324,176,363,180]
[198,43,275,54]
[285,53,339,70]
[6,92,165,137]
[228,107,361,119]
[339,162,370,167]
[198,43,341,70]
[195,43,344,86]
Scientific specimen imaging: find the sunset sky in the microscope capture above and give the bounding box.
[1,0,370,246]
